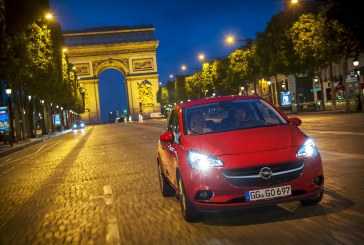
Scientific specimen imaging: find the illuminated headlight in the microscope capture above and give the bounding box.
[188,151,223,170]
[73,124,77,129]
[296,138,318,158]
[80,123,85,127]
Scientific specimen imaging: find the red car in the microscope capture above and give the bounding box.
[157,96,324,222]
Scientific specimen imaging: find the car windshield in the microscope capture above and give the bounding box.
[184,99,286,135]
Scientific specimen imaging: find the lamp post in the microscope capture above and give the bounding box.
[44,12,54,21]
[40,99,47,135]
[79,87,86,122]
[353,59,362,111]
[197,53,206,62]
[239,86,245,96]
[224,34,249,47]
[181,64,187,72]
[5,88,14,145]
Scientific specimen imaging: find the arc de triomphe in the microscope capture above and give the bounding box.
[63,25,160,123]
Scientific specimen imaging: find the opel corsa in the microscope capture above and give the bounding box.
[157,96,324,222]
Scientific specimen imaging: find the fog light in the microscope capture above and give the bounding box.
[313,175,324,186]
[195,190,213,201]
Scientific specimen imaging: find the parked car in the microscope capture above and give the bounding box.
[157,95,324,222]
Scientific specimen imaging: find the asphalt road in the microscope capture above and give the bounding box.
[0,113,363,245]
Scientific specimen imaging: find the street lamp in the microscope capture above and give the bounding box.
[45,12,54,21]
[197,53,206,62]
[291,0,299,5]
[169,74,174,79]
[204,89,208,96]
[181,64,187,71]
[353,60,359,68]
[225,34,236,46]
[5,88,14,144]
[239,86,245,96]
[79,87,86,111]
[62,48,68,53]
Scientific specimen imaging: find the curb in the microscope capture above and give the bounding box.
[286,110,348,115]
[0,139,43,158]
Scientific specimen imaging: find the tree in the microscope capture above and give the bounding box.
[290,13,356,109]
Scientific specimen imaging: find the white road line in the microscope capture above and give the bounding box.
[320,150,364,160]
[103,185,121,245]
[306,130,364,136]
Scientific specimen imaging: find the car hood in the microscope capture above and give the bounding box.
[182,125,305,156]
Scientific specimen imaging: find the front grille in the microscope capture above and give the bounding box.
[223,160,304,187]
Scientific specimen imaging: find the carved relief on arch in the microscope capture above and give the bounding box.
[92,58,129,76]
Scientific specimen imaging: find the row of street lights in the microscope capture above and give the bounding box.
[166,0,303,83]
[168,34,246,81]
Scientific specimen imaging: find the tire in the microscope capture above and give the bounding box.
[177,177,200,222]
[157,162,175,197]
[301,190,323,206]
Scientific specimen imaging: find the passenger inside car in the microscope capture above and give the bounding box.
[188,112,211,134]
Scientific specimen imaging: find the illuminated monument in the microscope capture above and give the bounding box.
[63,26,160,122]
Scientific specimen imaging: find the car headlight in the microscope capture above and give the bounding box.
[187,151,223,170]
[73,124,77,129]
[80,123,85,127]
[296,138,318,158]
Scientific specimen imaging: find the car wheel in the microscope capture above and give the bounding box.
[177,177,200,222]
[301,190,323,206]
[157,162,175,197]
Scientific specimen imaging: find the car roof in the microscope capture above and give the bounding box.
[176,95,261,110]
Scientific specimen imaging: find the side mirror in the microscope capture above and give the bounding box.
[160,131,173,142]
[288,117,302,126]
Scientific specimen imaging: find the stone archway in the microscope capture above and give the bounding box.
[63,26,160,123]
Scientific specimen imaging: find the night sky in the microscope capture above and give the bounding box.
[50,0,282,118]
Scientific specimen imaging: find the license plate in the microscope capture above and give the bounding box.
[245,185,291,201]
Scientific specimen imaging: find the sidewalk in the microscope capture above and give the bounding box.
[0,129,71,158]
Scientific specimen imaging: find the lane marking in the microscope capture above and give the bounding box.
[103,185,113,206]
[306,130,364,136]
[103,185,120,245]
[320,150,364,160]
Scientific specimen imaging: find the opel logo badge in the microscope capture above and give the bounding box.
[259,167,273,180]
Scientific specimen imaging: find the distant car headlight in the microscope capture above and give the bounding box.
[80,123,85,127]
[187,151,223,171]
[72,124,77,129]
[296,138,318,158]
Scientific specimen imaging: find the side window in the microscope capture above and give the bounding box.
[168,110,180,144]
[167,110,176,131]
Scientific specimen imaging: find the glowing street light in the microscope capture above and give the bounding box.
[197,53,206,62]
[291,0,299,5]
[225,34,236,46]
[353,60,360,67]
[45,12,54,21]
[5,88,12,95]
[169,74,174,79]
[62,48,68,53]
[181,64,187,71]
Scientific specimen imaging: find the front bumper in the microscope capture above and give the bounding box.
[182,157,324,211]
